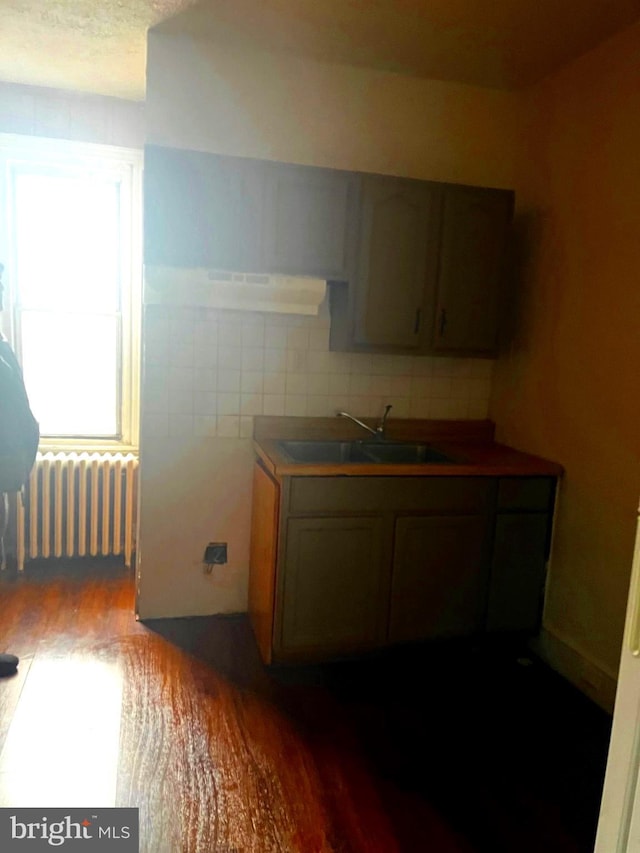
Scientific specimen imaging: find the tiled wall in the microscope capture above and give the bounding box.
[142,298,494,440]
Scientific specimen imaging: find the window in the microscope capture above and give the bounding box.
[0,135,142,450]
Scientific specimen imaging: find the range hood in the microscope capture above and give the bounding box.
[144,266,326,316]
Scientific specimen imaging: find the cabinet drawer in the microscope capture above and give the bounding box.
[289,476,495,515]
[497,477,555,512]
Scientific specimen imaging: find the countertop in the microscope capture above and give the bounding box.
[252,416,564,479]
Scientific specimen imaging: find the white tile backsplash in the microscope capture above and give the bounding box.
[264,325,288,349]
[284,395,308,416]
[287,327,310,350]
[240,371,264,394]
[240,416,255,438]
[217,415,240,438]
[240,394,263,416]
[193,391,217,415]
[263,394,286,415]
[142,301,493,439]
[193,368,217,391]
[263,373,286,395]
[217,369,241,393]
[217,393,240,416]
[194,415,217,437]
[168,385,194,414]
[264,348,288,373]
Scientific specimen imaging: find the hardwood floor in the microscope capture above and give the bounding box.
[0,562,610,852]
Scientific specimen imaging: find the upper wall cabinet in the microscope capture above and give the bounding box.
[352,176,441,349]
[330,180,514,357]
[432,186,513,355]
[144,146,354,279]
[145,146,514,356]
[144,146,263,271]
[263,163,356,279]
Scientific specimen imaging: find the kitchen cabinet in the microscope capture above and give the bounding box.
[145,146,514,355]
[486,477,555,633]
[249,464,555,664]
[144,145,354,278]
[280,517,388,655]
[144,145,263,271]
[486,514,549,633]
[389,515,491,643]
[262,162,356,279]
[433,185,513,354]
[330,181,514,357]
[352,175,440,348]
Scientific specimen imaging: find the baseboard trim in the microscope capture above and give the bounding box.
[529,627,618,714]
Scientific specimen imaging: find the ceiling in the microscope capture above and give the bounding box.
[0,0,197,100]
[1,0,639,100]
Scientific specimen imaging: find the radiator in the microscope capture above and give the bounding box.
[15,452,139,571]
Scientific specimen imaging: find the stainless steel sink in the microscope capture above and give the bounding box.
[277,440,456,465]
[277,440,372,463]
[360,442,455,464]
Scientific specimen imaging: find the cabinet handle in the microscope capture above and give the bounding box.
[439,308,447,337]
[414,308,421,335]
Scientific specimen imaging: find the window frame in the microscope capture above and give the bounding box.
[0,133,142,453]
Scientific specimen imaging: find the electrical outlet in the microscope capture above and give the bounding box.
[203,542,228,565]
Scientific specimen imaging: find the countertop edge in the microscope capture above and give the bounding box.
[253,437,564,479]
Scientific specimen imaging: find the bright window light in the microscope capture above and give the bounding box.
[0,135,142,449]
[14,172,120,313]
[20,312,118,436]
[14,171,121,437]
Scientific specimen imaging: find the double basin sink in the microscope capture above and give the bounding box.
[277,439,457,465]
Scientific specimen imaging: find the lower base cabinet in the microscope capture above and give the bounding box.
[249,465,556,664]
[280,517,388,655]
[486,513,550,633]
[389,515,491,644]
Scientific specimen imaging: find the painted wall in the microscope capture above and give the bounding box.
[146,32,518,185]
[0,82,145,148]
[491,21,640,690]
[138,33,518,618]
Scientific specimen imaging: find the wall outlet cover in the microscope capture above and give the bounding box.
[204,542,228,564]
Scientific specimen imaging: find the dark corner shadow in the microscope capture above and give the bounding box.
[501,208,546,352]
[139,612,273,693]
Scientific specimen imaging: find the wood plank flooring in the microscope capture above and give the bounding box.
[0,562,611,852]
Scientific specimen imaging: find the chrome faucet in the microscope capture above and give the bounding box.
[337,404,393,441]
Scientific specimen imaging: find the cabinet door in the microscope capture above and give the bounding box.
[389,515,490,644]
[263,164,355,278]
[486,513,550,633]
[144,145,263,271]
[432,186,513,355]
[353,176,441,348]
[279,517,387,655]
